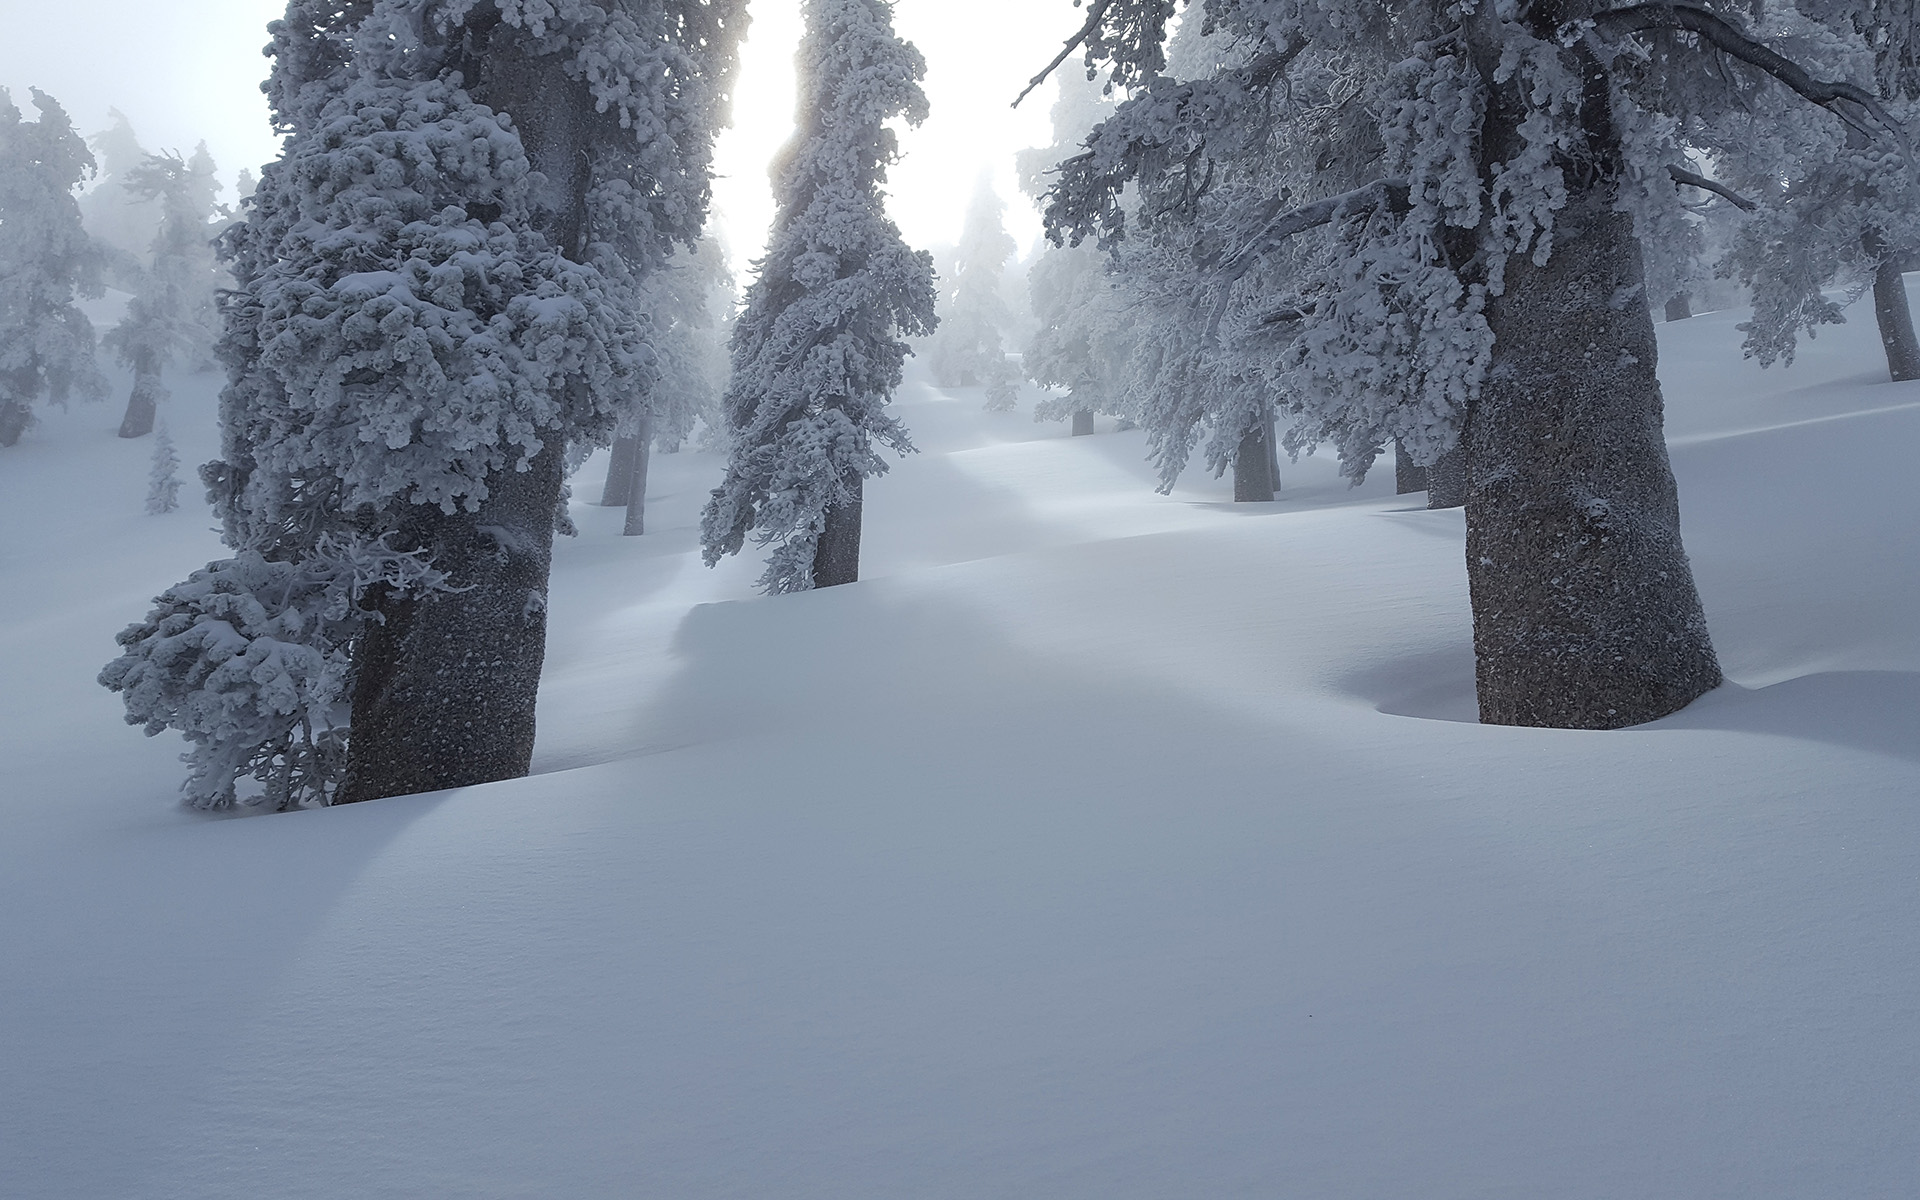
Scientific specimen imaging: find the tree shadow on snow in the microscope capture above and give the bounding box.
[1652,670,1920,767]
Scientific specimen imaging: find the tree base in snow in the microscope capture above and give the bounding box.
[0,401,28,447]
[1873,261,1920,383]
[1071,409,1094,437]
[1394,440,1427,495]
[1426,446,1466,509]
[1233,425,1275,502]
[812,475,863,588]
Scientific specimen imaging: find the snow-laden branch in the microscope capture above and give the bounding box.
[1209,178,1412,280]
[1014,0,1114,108]
[1665,163,1757,211]
[1588,4,1902,138]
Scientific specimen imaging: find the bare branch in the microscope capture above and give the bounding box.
[1666,164,1757,211]
[1589,4,1902,136]
[1014,0,1114,109]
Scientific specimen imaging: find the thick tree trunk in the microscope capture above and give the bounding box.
[0,400,28,447]
[339,20,594,802]
[1664,293,1692,322]
[1466,153,1719,726]
[1394,438,1428,495]
[1233,422,1275,502]
[811,473,862,588]
[1425,444,1467,509]
[1071,408,1095,436]
[1872,260,1920,382]
[622,416,653,537]
[338,441,564,803]
[1266,410,1282,490]
[599,435,639,505]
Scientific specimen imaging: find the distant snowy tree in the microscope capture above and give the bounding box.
[927,177,1022,410]
[145,424,182,514]
[1037,0,1902,728]
[1019,65,1129,436]
[102,0,747,809]
[0,88,106,447]
[78,108,163,289]
[601,233,734,535]
[104,148,225,438]
[701,0,937,593]
[1714,3,1920,380]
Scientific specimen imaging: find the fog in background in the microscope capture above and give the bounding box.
[1,0,1080,280]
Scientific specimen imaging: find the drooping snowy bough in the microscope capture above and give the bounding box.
[101,0,746,809]
[701,0,937,594]
[1036,0,1907,729]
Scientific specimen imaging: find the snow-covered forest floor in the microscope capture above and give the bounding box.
[4,292,1918,1198]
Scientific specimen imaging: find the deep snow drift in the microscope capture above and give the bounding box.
[2,294,1917,1199]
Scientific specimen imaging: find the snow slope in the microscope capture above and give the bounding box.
[3,293,1918,1199]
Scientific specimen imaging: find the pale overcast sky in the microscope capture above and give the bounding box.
[0,0,1083,281]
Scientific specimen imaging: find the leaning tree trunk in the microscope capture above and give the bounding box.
[1071,408,1095,436]
[1871,259,1920,383]
[622,414,653,537]
[0,399,28,447]
[339,22,594,803]
[1233,421,1275,502]
[599,434,640,505]
[1465,52,1720,729]
[118,348,162,438]
[812,472,863,588]
[1394,438,1428,495]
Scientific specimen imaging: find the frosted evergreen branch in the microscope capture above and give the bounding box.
[1210,178,1411,280]
[1014,0,1115,109]
[1665,164,1756,211]
[1588,4,1903,139]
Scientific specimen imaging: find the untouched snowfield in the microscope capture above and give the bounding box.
[3,295,1918,1198]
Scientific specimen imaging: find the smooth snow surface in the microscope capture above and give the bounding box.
[4,294,1919,1198]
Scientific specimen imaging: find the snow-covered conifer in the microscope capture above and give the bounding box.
[105,148,226,438]
[0,88,107,447]
[928,177,1022,410]
[78,109,162,289]
[1019,65,1129,436]
[1038,0,1900,727]
[102,0,748,808]
[145,424,182,514]
[701,0,937,593]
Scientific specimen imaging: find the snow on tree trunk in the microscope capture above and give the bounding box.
[1232,424,1274,502]
[622,415,653,537]
[811,472,863,587]
[1466,76,1720,728]
[601,435,640,507]
[338,442,564,804]
[1394,438,1427,496]
[1071,408,1094,436]
[1872,260,1920,382]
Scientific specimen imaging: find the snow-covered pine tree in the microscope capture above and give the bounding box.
[105,149,226,438]
[101,0,747,809]
[701,0,937,592]
[145,423,182,514]
[928,176,1022,410]
[1019,64,1129,437]
[1038,0,1899,728]
[1714,3,1920,381]
[0,88,107,448]
[78,109,163,290]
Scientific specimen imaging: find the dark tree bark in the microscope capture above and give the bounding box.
[0,400,28,447]
[1071,408,1095,436]
[1232,421,1275,501]
[1664,293,1692,322]
[1425,444,1467,509]
[1464,38,1720,729]
[621,415,653,536]
[338,441,564,803]
[811,472,862,587]
[1266,409,1282,489]
[339,20,593,802]
[1394,438,1428,494]
[1872,259,1920,382]
[117,348,161,439]
[599,434,640,505]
